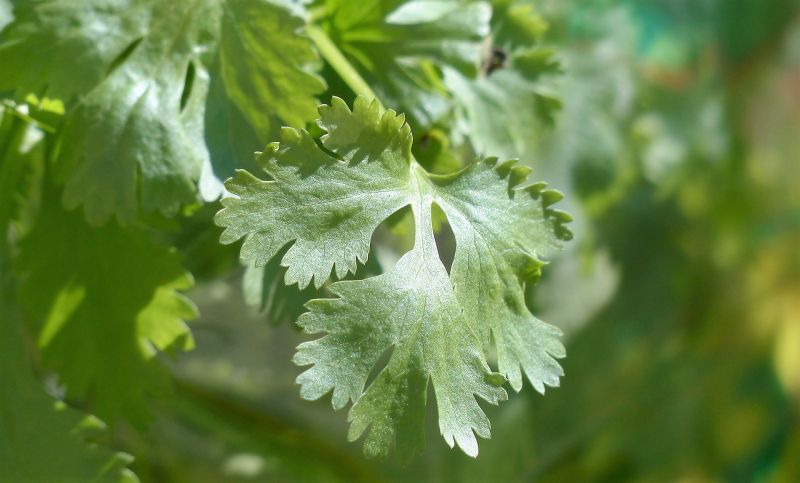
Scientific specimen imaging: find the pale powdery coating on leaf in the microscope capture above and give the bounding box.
[215,96,571,459]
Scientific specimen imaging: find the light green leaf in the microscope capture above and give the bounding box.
[433,150,570,392]
[445,49,562,163]
[0,0,11,30]
[445,3,562,164]
[216,96,570,458]
[243,242,383,326]
[17,187,197,425]
[0,0,324,224]
[217,98,413,288]
[317,0,490,128]
[297,236,506,460]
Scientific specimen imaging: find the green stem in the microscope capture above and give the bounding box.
[307,4,329,24]
[306,25,382,106]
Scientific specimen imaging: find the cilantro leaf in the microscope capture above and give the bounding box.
[220,0,326,139]
[433,153,571,392]
[216,96,570,458]
[243,249,321,327]
[243,242,383,326]
[217,97,412,288]
[1,115,134,480]
[296,237,506,460]
[316,0,490,128]
[17,187,197,424]
[0,0,324,224]
[0,0,154,103]
[0,304,136,482]
[54,0,218,225]
[445,3,562,164]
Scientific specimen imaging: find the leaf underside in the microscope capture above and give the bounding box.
[216,96,571,459]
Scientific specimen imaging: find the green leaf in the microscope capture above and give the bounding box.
[16,187,197,425]
[0,307,137,483]
[445,48,561,162]
[1,127,135,481]
[216,96,570,458]
[0,0,151,103]
[55,4,215,224]
[220,0,326,139]
[243,242,384,326]
[445,0,562,164]
[218,98,413,288]
[0,0,324,224]
[0,0,11,31]
[0,103,39,227]
[317,0,490,128]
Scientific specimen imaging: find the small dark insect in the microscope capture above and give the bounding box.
[418,133,431,149]
[482,47,507,76]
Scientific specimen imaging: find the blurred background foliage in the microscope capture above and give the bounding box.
[3,0,800,481]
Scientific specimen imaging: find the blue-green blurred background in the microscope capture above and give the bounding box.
[85,0,800,481]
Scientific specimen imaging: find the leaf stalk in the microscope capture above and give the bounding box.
[306,25,383,107]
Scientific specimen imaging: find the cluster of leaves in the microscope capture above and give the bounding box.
[0,0,571,477]
[134,1,800,481]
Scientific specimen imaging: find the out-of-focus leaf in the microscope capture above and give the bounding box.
[0,303,137,482]
[490,0,549,50]
[445,48,561,163]
[219,0,326,139]
[0,0,11,30]
[1,115,135,480]
[317,0,490,128]
[17,186,197,424]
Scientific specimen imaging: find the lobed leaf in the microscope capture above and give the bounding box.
[216,96,571,458]
[17,187,197,424]
[0,0,325,224]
